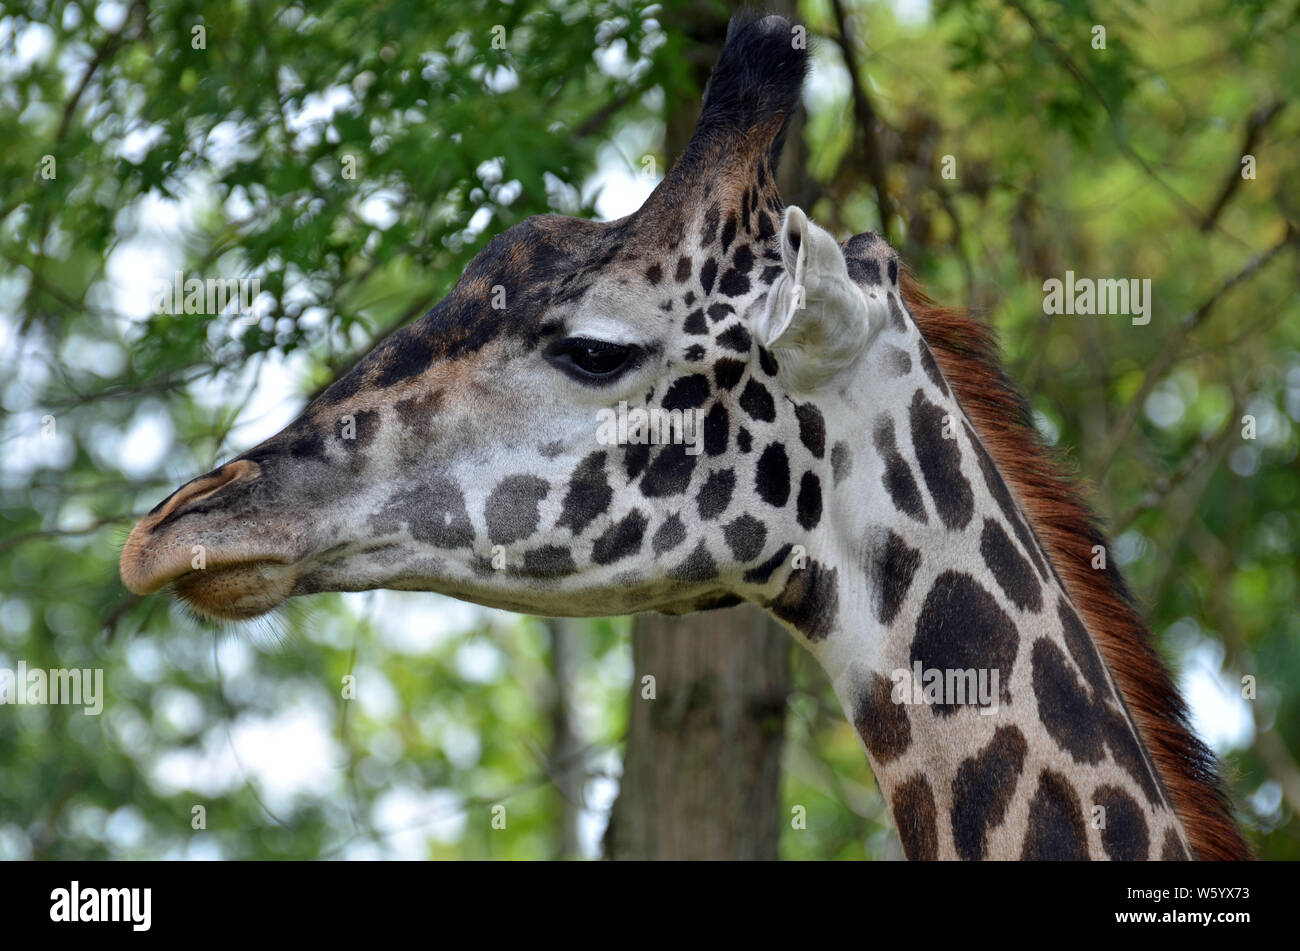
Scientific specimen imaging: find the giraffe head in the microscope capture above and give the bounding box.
[120,13,880,622]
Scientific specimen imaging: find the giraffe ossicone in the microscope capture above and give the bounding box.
[119,11,1249,861]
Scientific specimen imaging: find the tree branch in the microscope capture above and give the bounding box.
[1200,99,1286,232]
[1006,0,1248,247]
[0,514,146,554]
[1096,230,1297,479]
[1113,398,1240,532]
[574,81,648,139]
[829,0,896,242]
[56,1,145,142]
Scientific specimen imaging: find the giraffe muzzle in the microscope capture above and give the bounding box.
[119,459,301,618]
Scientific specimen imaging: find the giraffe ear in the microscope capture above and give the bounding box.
[755,206,883,392]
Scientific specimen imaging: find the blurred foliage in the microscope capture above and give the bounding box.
[1,0,1297,859]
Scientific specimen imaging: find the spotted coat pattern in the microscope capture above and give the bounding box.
[834,234,1190,861]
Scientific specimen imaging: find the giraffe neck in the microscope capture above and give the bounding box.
[757,268,1193,860]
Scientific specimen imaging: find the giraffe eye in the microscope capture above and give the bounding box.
[546,337,640,383]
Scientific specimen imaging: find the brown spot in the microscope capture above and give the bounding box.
[1020,769,1089,860]
[892,774,938,860]
[768,560,838,641]
[1093,785,1150,861]
[394,389,445,438]
[951,725,1028,860]
[339,408,380,454]
[700,203,720,246]
[1160,826,1189,861]
[853,672,911,764]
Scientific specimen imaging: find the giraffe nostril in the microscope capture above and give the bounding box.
[119,458,272,597]
[147,459,261,529]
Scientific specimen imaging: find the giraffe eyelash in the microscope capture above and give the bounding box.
[544,336,645,384]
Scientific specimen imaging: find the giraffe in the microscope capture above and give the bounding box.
[119,12,1251,860]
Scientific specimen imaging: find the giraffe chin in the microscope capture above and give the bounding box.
[172,561,297,621]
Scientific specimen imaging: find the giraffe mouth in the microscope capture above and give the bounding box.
[120,458,306,619]
[170,559,299,621]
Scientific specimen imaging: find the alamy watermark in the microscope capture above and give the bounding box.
[891,662,1000,715]
[0,662,103,715]
[596,402,705,455]
[1042,271,1151,326]
[50,881,151,931]
[151,270,262,320]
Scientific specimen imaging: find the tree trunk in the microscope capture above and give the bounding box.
[604,0,805,861]
[604,608,792,859]
[545,618,584,859]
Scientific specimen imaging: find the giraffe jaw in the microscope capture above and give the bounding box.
[170,560,299,621]
[286,550,744,620]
